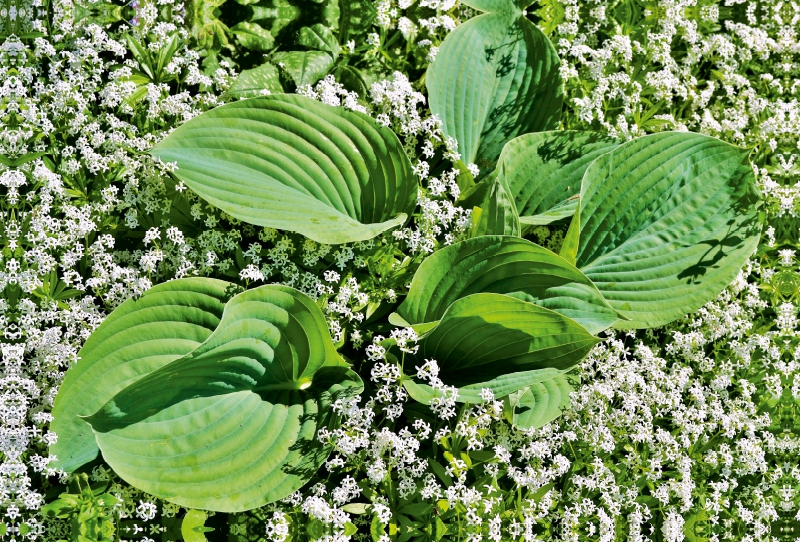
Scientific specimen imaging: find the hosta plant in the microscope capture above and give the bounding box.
[425,0,563,174]
[394,131,761,428]
[49,0,762,515]
[50,278,362,512]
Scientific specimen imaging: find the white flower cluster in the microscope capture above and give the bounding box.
[7,0,797,540]
[0,0,245,534]
[557,0,799,218]
[370,0,468,60]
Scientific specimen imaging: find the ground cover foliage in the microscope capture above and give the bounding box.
[1,0,799,540]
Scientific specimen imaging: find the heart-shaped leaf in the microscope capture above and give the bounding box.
[83,285,362,512]
[499,131,620,218]
[339,0,376,43]
[395,236,619,335]
[50,278,236,473]
[415,293,600,386]
[577,132,762,328]
[231,22,275,52]
[298,24,340,58]
[150,94,416,244]
[426,12,562,172]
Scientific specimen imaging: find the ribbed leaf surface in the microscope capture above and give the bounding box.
[426,12,562,172]
[418,293,600,386]
[507,373,576,429]
[459,170,521,237]
[577,132,762,328]
[83,285,361,512]
[396,236,618,334]
[499,131,620,217]
[150,94,416,244]
[50,278,233,473]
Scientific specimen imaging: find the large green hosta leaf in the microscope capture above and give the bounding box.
[426,11,562,172]
[394,236,618,335]
[150,94,416,244]
[82,285,362,512]
[498,131,620,218]
[416,293,600,386]
[577,132,762,328]
[50,278,235,473]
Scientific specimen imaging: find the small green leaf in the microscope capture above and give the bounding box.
[342,503,369,514]
[559,202,580,265]
[371,514,386,542]
[298,24,340,57]
[231,22,275,51]
[273,50,334,87]
[0,151,47,167]
[181,510,212,542]
[459,168,520,237]
[226,62,283,99]
[307,518,326,539]
[339,0,376,43]
[344,522,359,536]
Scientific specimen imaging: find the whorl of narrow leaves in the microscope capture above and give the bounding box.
[52,280,361,512]
[150,94,416,244]
[577,132,762,328]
